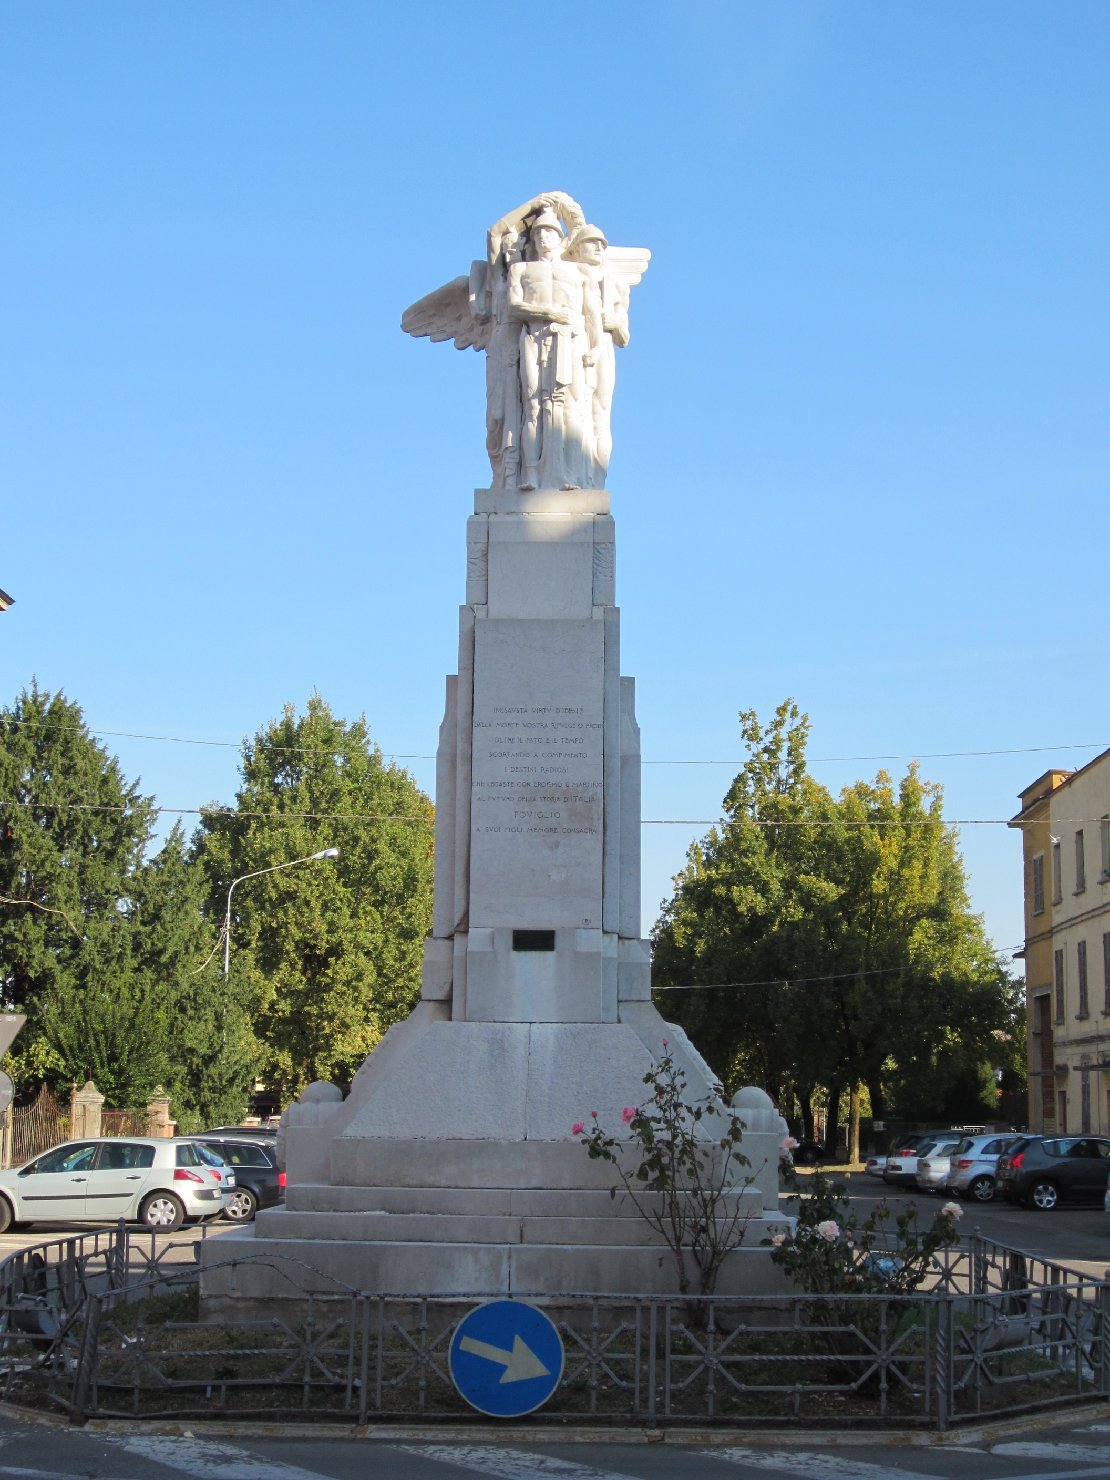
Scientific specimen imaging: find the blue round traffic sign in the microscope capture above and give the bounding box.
[448,1299,564,1417]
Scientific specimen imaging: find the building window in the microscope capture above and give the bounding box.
[1077,939,1089,1018]
[1075,830,1086,893]
[1033,853,1045,915]
[1055,948,1066,1022]
[1052,840,1063,903]
[1101,816,1110,880]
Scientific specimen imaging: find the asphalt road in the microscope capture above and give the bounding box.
[5,1412,1110,1479]
[0,1216,238,1269]
[833,1171,1110,1278]
[1,1177,1107,1274]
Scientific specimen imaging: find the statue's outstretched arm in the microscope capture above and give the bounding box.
[487,191,585,263]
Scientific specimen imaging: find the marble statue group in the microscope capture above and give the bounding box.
[402,192,650,492]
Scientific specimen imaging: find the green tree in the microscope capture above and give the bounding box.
[652,701,1014,1157]
[0,683,167,1103]
[131,826,258,1129]
[194,695,435,1098]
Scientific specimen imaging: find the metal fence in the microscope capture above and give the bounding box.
[0,1226,1106,1430]
[6,1086,69,1165]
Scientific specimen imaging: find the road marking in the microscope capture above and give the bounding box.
[702,1449,941,1479]
[102,1435,336,1480]
[398,1446,638,1480]
[458,1333,550,1383]
[985,1470,1110,1480]
[0,1470,133,1480]
[994,1440,1110,1462]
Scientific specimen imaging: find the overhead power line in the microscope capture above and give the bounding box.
[0,798,1103,828]
[2,718,1106,768]
[656,954,1022,992]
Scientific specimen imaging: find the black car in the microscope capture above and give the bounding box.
[195,1134,284,1222]
[996,1135,1110,1211]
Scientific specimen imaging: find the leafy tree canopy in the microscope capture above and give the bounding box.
[194,695,434,1098]
[0,683,169,1103]
[652,700,1019,1140]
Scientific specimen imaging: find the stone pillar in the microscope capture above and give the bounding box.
[146,1089,175,1138]
[70,1080,104,1139]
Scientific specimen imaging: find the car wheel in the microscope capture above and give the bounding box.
[139,1192,184,1231]
[0,1196,13,1234]
[1028,1179,1059,1211]
[969,1176,995,1203]
[224,1188,257,1223]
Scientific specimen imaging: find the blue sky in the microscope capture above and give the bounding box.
[4,3,1108,961]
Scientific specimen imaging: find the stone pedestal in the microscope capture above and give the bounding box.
[201,488,789,1312]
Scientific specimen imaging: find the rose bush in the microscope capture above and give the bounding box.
[573,1045,761,1302]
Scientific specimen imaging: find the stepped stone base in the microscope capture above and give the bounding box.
[199,1010,793,1316]
[201,1220,791,1318]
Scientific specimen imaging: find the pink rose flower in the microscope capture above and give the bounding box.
[622,1106,636,1123]
[571,1121,585,1136]
[941,1201,963,1221]
[590,1109,598,1118]
[816,1219,839,1242]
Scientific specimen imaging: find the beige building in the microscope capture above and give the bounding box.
[1010,750,1110,1133]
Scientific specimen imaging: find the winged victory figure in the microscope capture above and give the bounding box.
[401,192,650,492]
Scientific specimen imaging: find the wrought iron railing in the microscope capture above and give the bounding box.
[1,1228,1107,1429]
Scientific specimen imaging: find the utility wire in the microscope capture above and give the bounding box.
[0,798,1103,827]
[2,718,1106,768]
[653,960,1023,992]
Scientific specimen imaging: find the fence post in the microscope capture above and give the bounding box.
[145,1088,174,1138]
[108,1220,128,1294]
[70,1081,104,1140]
[0,1107,11,1171]
[646,1301,658,1428]
[1098,1274,1110,1396]
[70,1293,101,1424]
[934,1294,952,1432]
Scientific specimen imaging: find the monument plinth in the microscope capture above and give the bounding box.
[200,194,787,1310]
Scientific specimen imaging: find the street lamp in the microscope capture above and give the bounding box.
[222,847,340,976]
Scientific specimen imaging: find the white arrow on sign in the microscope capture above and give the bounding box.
[458,1332,550,1384]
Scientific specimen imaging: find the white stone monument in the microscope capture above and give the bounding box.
[200,194,787,1311]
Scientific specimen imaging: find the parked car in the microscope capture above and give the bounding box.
[791,1139,834,1166]
[864,1156,885,1178]
[915,1139,962,1194]
[884,1133,961,1188]
[0,1137,236,1233]
[945,1133,1023,1203]
[195,1133,284,1222]
[996,1135,1110,1210]
[203,1124,277,1137]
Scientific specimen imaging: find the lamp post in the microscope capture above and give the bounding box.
[222,847,340,976]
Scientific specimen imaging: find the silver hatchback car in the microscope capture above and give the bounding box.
[915,1139,962,1194]
[945,1133,1022,1202]
[0,1137,236,1232]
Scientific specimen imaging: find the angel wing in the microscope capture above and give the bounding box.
[602,246,652,290]
[400,269,491,353]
